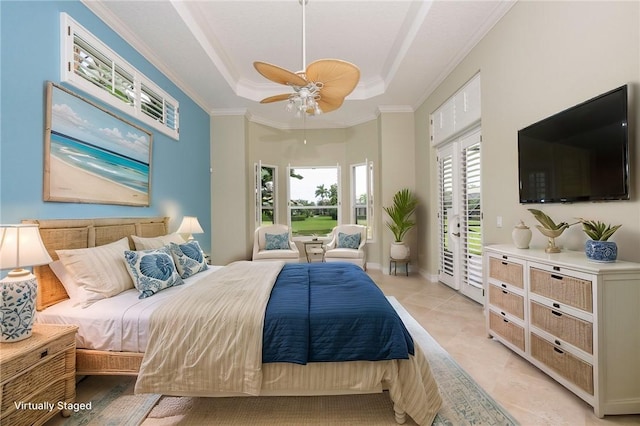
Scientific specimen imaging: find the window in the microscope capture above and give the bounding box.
[287,166,340,237]
[254,163,277,227]
[351,160,374,240]
[61,13,179,139]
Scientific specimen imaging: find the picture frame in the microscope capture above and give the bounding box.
[44,82,153,207]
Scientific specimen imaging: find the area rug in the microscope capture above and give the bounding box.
[61,376,161,425]
[140,297,518,425]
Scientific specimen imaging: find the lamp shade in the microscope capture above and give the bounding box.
[176,216,204,240]
[0,225,52,273]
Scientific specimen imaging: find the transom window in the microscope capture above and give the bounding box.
[61,13,179,140]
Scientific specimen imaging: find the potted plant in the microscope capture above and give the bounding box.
[384,188,418,260]
[578,218,622,262]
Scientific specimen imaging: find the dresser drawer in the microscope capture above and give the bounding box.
[530,301,593,354]
[531,333,593,395]
[489,310,525,352]
[1,352,67,413]
[530,268,593,313]
[1,378,66,426]
[0,331,74,379]
[489,284,524,320]
[489,256,524,289]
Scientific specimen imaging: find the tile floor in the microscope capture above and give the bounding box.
[370,269,640,426]
[48,268,640,426]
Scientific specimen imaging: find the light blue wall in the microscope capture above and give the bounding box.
[0,1,211,253]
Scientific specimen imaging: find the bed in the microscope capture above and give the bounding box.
[29,217,442,425]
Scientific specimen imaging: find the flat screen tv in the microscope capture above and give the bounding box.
[518,85,630,204]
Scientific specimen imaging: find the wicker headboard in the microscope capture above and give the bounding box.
[22,217,169,311]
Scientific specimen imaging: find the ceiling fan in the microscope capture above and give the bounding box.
[253,0,360,116]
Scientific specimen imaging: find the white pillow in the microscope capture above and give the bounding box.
[49,260,81,300]
[131,233,184,250]
[56,237,134,307]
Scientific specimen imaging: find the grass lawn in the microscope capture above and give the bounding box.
[292,216,337,236]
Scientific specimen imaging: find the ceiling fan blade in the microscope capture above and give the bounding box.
[316,97,344,114]
[306,59,360,99]
[260,94,291,104]
[254,61,308,87]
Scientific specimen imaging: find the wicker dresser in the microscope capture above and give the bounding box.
[0,324,78,426]
[484,244,640,417]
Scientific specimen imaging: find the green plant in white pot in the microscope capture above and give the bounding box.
[578,218,622,262]
[384,188,418,260]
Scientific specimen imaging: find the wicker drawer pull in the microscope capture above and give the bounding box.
[501,283,507,288]
[551,274,563,280]
[552,310,562,317]
[554,347,564,354]
[41,349,48,358]
[553,302,560,308]
[555,339,561,346]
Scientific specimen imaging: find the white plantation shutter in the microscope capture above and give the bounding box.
[460,140,482,290]
[73,34,135,105]
[438,152,454,280]
[62,13,179,140]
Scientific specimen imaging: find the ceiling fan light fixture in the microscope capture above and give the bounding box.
[253,0,359,118]
[287,84,322,116]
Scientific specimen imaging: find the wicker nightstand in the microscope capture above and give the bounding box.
[0,324,78,426]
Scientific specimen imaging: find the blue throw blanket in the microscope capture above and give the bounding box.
[262,262,414,364]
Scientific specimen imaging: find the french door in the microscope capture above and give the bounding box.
[437,128,484,304]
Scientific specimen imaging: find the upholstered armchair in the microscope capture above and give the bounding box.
[324,224,367,270]
[252,224,300,263]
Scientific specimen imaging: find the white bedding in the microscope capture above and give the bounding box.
[35,267,221,352]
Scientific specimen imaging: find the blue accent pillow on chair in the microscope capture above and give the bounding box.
[338,232,361,249]
[124,247,184,299]
[265,233,290,250]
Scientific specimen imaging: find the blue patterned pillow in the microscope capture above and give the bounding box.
[124,247,184,299]
[169,240,208,279]
[337,232,361,249]
[265,233,290,250]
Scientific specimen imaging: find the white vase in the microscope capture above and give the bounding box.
[512,220,532,249]
[390,242,410,260]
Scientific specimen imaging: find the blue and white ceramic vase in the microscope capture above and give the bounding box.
[1,275,37,342]
[585,240,617,263]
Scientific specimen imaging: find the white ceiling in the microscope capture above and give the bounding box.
[83,0,515,129]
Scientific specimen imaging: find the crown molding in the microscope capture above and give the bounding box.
[80,0,212,114]
[377,105,414,114]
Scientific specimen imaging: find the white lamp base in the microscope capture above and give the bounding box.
[1,273,38,342]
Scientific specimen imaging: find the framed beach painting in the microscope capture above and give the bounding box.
[44,82,153,206]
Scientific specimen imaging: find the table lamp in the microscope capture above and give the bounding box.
[0,224,52,342]
[176,216,204,241]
